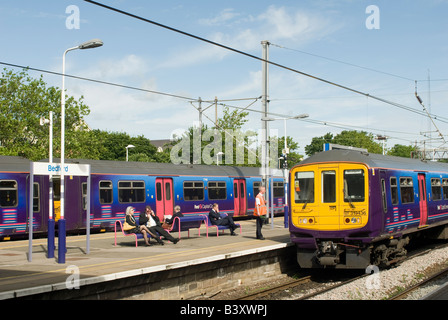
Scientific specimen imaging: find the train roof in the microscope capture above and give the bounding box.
[0,155,31,172]
[0,154,282,178]
[61,158,272,178]
[296,150,448,173]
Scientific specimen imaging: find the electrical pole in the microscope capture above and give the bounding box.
[261,40,270,224]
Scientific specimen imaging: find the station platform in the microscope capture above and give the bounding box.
[0,217,293,300]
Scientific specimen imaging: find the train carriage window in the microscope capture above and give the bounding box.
[118,180,145,203]
[381,179,387,213]
[322,171,336,203]
[431,178,442,201]
[343,170,365,202]
[208,181,227,200]
[400,177,414,204]
[443,179,448,200]
[183,181,204,201]
[253,181,261,196]
[273,182,285,198]
[390,177,399,205]
[82,182,88,210]
[99,180,113,204]
[0,180,18,207]
[33,182,40,212]
[294,172,314,204]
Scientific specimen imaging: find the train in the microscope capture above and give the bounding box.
[0,155,286,239]
[289,149,448,269]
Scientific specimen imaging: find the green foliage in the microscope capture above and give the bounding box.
[305,131,382,156]
[0,68,92,161]
[0,68,165,163]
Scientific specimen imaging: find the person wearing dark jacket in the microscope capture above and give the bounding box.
[208,203,238,236]
[139,206,179,245]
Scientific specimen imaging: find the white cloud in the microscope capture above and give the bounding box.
[157,5,337,70]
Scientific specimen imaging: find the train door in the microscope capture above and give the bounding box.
[339,164,369,230]
[418,174,428,227]
[155,178,173,220]
[318,165,340,230]
[233,179,246,216]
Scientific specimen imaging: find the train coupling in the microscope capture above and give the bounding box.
[317,241,342,266]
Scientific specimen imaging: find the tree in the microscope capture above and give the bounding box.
[0,68,94,161]
[387,144,416,158]
[305,133,334,156]
[305,131,383,156]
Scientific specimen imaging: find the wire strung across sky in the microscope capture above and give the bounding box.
[84,0,448,125]
[0,60,432,145]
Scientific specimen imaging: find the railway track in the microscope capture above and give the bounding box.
[234,241,448,301]
[236,275,312,300]
[388,266,448,300]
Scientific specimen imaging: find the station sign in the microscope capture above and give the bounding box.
[32,162,90,177]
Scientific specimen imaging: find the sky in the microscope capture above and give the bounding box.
[1,0,448,158]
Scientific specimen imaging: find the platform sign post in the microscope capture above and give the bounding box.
[28,162,91,263]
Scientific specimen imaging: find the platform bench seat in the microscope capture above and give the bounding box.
[205,213,242,237]
[114,220,150,247]
[166,215,208,239]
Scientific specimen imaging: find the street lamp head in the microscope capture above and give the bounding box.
[293,113,309,120]
[126,145,135,149]
[78,39,103,50]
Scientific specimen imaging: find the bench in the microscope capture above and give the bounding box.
[165,215,208,239]
[114,220,150,247]
[205,213,242,237]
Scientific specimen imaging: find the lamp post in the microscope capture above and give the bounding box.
[126,144,135,162]
[59,39,103,264]
[261,113,309,228]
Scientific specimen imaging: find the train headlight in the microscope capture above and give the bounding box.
[345,217,361,224]
[299,217,315,224]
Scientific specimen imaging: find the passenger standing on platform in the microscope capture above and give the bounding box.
[208,203,238,236]
[254,186,267,240]
[139,206,179,245]
[125,206,154,246]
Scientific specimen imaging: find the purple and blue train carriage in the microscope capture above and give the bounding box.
[0,156,286,240]
[289,149,448,269]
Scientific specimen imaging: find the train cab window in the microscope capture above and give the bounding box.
[208,181,227,200]
[343,170,365,202]
[400,177,414,204]
[443,179,448,200]
[0,180,18,207]
[431,178,442,201]
[183,181,204,201]
[273,182,285,198]
[99,181,113,204]
[118,181,145,203]
[294,172,314,204]
[390,177,399,205]
[322,171,336,203]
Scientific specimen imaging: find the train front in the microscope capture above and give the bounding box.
[289,160,373,269]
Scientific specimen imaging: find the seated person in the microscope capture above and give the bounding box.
[124,206,155,246]
[139,206,179,245]
[208,203,238,236]
[162,205,184,229]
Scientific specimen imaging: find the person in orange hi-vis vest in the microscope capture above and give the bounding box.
[254,186,267,240]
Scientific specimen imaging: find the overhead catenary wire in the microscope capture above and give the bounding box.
[84,0,448,125]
